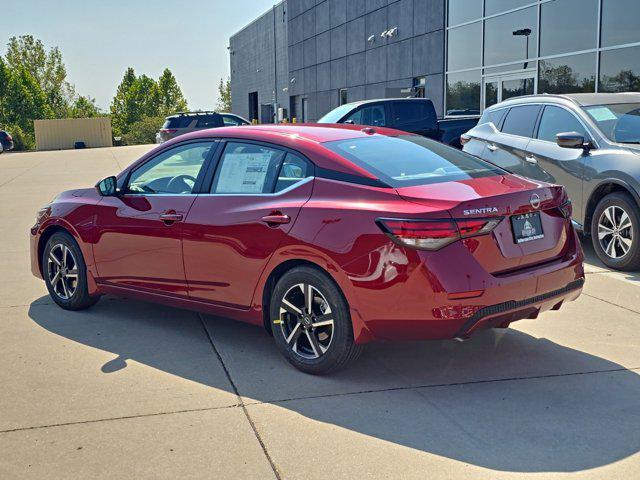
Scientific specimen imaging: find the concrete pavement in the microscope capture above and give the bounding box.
[0,146,638,479]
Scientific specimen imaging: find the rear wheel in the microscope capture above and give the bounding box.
[270,266,362,374]
[43,232,100,310]
[591,192,640,271]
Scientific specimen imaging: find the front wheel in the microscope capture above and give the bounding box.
[43,232,101,310]
[270,266,362,374]
[591,192,640,271]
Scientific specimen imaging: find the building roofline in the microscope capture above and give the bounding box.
[229,1,284,40]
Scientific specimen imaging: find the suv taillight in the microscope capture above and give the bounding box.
[6,134,12,142]
[377,217,502,250]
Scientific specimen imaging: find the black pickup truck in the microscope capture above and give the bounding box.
[317,98,478,149]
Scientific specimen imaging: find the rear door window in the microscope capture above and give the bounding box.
[501,105,541,138]
[274,153,313,192]
[211,142,285,194]
[345,104,387,127]
[537,106,588,142]
[221,114,247,126]
[324,135,504,187]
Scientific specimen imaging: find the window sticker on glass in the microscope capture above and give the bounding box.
[587,107,618,121]
[216,153,272,193]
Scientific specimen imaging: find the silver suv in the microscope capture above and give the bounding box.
[157,111,249,143]
[463,93,640,271]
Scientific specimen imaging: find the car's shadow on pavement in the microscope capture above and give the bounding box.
[28,295,640,474]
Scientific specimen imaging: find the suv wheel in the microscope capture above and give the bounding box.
[270,266,362,374]
[591,192,640,271]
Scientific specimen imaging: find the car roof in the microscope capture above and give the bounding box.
[179,123,407,143]
[138,124,411,182]
[488,92,640,110]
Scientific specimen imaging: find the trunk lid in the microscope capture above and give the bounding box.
[395,174,571,273]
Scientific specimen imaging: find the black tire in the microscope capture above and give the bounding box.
[270,266,362,374]
[590,192,640,271]
[43,231,100,310]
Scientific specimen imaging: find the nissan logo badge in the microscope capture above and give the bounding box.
[530,193,541,209]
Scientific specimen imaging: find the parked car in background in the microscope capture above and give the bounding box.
[318,98,478,148]
[462,93,640,270]
[0,130,15,152]
[30,124,583,374]
[157,111,250,143]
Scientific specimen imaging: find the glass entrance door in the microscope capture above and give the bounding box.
[484,73,535,109]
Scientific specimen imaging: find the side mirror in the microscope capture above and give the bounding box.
[556,132,589,150]
[96,176,118,196]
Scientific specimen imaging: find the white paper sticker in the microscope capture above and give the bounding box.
[216,153,272,193]
[587,106,618,122]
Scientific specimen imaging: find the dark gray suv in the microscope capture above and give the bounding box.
[463,93,640,271]
[157,111,249,143]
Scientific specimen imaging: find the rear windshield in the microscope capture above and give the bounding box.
[162,117,193,129]
[324,135,505,187]
[584,103,640,144]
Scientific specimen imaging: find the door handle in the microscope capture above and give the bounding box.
[525,155,538,165]
[487,144,498,152]
[159,211,183,224]
[261,213,291,226]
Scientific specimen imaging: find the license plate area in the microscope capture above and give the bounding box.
[511,212,544,244]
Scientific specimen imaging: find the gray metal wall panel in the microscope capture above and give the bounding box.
[346,17,366,55]
[330,24,347,59]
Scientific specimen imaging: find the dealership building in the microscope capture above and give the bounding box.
[229,0,640,123]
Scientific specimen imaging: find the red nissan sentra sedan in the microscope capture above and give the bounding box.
[30,124,584,374]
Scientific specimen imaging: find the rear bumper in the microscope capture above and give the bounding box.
[348,229,585,343]
[453,278,583,339]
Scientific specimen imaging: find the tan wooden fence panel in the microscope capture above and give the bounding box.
[34,117,113,151]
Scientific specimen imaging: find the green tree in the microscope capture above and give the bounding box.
[1,66,51,149]
[216,77,231,112]
[157,68,187,115]
[69,95,101,118]
[5,35,74,117]
[110,67,138,135]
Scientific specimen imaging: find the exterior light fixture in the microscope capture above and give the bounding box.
[367,34,375,43]
[387,27,398,37]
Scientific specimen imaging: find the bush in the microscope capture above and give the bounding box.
[3,124,34,151]
[121,115,163,145]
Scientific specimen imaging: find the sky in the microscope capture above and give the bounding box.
[1,0,278,111]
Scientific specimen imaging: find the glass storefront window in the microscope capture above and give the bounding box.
[448,0,482,26]
[599,46,640,93]
[502,77,534,101]
[484,7,537,66]
[538,53,596,94]
[446,70,481,116]
[601,0,640,48]
[447,22,482,71]
[540,0,598,57]
[485,0,532,16]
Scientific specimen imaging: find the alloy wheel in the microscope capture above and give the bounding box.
[47,243,79,300]
[278,283,334,359]
[597,205,633,259]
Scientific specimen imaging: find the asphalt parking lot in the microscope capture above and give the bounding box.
[1,145,639,479]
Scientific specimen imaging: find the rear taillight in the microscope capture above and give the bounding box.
[460,134,471,146]
[6,134,12,142]
[377,217,502,251]
[160,129,177,134]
